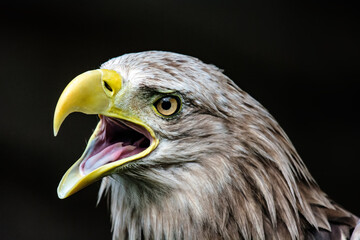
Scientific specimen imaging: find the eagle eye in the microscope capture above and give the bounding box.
[154,96,181,116]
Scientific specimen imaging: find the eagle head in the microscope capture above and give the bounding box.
[54,51,358,239]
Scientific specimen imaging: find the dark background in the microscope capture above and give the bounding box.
[0,0,359,239]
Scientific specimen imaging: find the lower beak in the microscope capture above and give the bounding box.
[54,69,158,199]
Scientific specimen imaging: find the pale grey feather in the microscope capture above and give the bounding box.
[98,51,358,240]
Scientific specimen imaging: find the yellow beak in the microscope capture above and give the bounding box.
[54,69,158,199]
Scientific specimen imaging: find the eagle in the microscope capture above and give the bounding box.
[53,51,359,240]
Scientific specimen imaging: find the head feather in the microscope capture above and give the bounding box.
[98,51,357,240]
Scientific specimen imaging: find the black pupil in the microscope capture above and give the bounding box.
[161,98,172,110]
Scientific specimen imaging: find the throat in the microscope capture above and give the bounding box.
[99,175,205,240]
[98,168,341,240]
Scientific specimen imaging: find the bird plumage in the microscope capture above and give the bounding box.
[56,51,359,239]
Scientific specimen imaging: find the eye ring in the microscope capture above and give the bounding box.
[154,95,181,117]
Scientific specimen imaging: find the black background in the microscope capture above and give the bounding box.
[1,0,359,239]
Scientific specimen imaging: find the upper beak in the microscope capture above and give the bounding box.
[53,69,121,136]
[54,69,158,199]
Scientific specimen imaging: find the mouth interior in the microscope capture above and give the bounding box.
[80,116,151,175]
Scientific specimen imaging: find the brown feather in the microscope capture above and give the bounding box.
[97,51,358,239]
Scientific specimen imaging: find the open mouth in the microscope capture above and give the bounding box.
[79,116,152,175]
[53,68,161,198]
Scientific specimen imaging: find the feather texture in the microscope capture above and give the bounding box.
[96,51,358,240]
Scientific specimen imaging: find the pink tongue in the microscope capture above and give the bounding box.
[81,143,143,174]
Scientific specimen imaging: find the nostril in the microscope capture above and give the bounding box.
[103,81,113,92]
